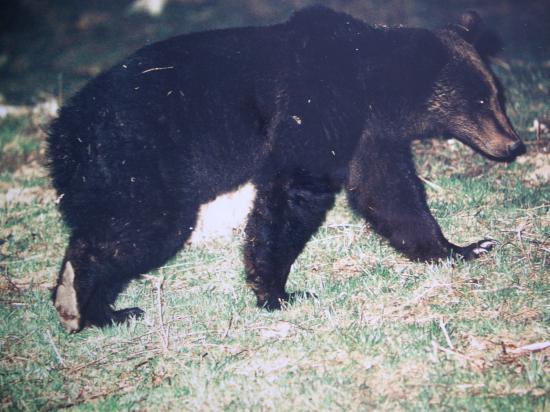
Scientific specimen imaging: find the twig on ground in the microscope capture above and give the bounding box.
[54,382,133,410]
[222,314,234,339]
[411,281,450,304]
[432,341,484,369]
[1,265,20,292]
[419,175,444,192]
[155,271,170,352]
[438,318,454,350]
[509,341,550,354]
[45,330,65,367]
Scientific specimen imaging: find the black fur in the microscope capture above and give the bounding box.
[48,7,523,330]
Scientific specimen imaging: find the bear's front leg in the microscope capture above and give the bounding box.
[346,141,494,261]
[244,172,336,309]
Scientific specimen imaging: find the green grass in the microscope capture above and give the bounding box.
[1,2,550,410]
[0,117,41,172]
[1,127,548,410]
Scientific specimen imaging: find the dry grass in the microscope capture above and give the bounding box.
[1,132,549,409]
[1,3,549,408]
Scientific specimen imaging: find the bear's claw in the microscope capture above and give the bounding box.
[456,239,497,260]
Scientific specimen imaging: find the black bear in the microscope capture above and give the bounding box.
[48,7,524,332]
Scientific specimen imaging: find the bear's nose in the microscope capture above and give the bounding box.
[507,140,525,155]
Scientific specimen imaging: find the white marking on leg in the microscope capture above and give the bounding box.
[54,261,81,332]
[188,182,256,245]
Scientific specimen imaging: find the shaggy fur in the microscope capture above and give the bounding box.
[48,7,524,331]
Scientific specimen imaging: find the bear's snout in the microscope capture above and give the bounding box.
[506,139,525,157]
[480,117,524,160]
[481,100,525,160]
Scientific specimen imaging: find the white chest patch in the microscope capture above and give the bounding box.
[188,182,257,245]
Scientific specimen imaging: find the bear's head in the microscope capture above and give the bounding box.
[430,11,524,161]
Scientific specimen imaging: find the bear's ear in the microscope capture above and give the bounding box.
[449,10,502,57]
[449,10,483,44]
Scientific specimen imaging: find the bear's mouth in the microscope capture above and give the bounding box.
[479,142,525,161]
[457,134,525,162]
[449,115,525,162]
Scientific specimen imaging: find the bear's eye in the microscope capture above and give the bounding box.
[478,99,485,105]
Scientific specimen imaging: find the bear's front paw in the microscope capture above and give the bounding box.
[455,239,496,260]
[257,292,290,311]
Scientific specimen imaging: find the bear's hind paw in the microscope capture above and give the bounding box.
[111,307,145,324]
[257,292,290,311]
[257,291,318,311]
[85,307,145,329]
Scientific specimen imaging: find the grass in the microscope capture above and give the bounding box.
[1,1,549,411]
[1,117,548,411]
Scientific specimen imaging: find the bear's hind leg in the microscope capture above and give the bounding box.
[54,218,194,332]
[53,237,143,332]
[244,172,336,310]
[55,263,144,332]
[78,265,145,330]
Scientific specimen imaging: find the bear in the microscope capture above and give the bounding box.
[47,6,524,332]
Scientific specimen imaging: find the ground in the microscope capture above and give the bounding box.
[0,1,549,410]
